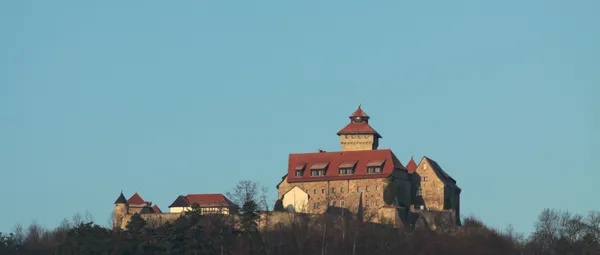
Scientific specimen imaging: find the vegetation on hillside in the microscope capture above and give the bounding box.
[1,181,598,254]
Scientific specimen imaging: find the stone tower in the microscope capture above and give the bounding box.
[337,105,382,151]
[113,191,128,229]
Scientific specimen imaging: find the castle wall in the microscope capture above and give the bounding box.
[414,161,446,210]
[116,212,183,230]
[278,176,399,222]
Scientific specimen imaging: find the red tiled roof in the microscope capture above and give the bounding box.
[350,106,369,118]
[127,193,145,205]
[287,149,405,183]
[336,122,382,137]
[184,194,237,208]
[152,205,162,213]
[406,157,418,173]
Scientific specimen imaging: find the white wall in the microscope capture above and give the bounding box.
[170,207,190,213]
[282,186,309,213]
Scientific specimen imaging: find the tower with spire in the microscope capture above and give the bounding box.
[113,191,128,230]
[337,104,382,151]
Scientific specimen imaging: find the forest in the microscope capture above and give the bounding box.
[1,181,599,255]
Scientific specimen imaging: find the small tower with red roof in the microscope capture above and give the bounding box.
[337,104,382,151]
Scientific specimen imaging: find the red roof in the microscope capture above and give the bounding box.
[336,122,381,137]
[287,149,405,183]
[350,105,369,118]
[127,193,145,205]
[152,205,162,213]
[405,157,418,173]
[184,194,237,208]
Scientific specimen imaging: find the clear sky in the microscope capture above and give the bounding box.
[0,0,598,234]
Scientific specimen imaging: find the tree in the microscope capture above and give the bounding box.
[126,213,147,233]
[273,199,284,212]
[227,180,271,211]
[240,200,260,232]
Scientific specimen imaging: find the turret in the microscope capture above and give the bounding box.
[113,191,129,229]
[337,104,382,151]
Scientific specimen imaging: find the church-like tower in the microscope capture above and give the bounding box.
[336,105,382,151]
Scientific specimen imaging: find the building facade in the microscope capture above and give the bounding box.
[113,192,237,230]
[276,105,461,226]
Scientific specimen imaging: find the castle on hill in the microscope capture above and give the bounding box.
[276,105,461,226]
[113,105,461,230]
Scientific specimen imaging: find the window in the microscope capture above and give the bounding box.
[341,201,345,207]
[422,176,428,182]
[331,187,336,193]
[340,187,345,193]
[339,168,354,175]
[376,200,380,206]
[332,201,337,206]
[321,188,325,194]
[310,162,329,177]
[313,202,320,209]
[416,187,423,196]
[366,186,370,192]
[366,200,370,206]
[368,167,382,173]
[295,170,303,176]
[311,169,325,176]
[357,186,361,192]
[314,189,317,194]
[376,185,380,191]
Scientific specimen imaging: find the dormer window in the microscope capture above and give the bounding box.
[339,161,356,175]
[339,168,354,174]
[366,160,385,173]
[295,163,306,176]
[311,169,325,176]
[367,167,382,173]
[310,162,329,177]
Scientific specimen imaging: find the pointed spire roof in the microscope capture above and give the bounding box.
[152,205,162,213]
[127,192,146,205]
[406,155,418,173]
[114,191,127,204]
[337,104,381,138]
[350,104,369,118]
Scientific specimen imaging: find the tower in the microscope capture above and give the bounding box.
[113,191,128,229]
[337,105,382,151]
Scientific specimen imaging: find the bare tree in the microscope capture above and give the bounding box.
[227,180,270,211]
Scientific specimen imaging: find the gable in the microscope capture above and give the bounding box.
[415,157,457,185]
[283,186,308,197]
[128,193,146,205]
[168,195,190,208]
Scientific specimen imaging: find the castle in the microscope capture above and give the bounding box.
[113,105,461,230]
[276,105,461,227]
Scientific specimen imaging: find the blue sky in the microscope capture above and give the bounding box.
[0,0,598,234]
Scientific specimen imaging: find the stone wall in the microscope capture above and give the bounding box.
[114,212,183,230]
[413,161,446,210]
[278,176,401,222]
